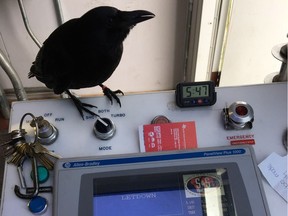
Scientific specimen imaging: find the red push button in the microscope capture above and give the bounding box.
[197,99,203,104]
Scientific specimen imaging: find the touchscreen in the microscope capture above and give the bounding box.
[93,169,235,216]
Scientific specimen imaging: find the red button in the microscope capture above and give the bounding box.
[236,105,248,116]
[197,99,203,104]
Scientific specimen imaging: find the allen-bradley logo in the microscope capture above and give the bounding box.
[62,160,101,168]
[63,162,71,168]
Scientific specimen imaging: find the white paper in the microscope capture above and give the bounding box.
[258,152,287,202]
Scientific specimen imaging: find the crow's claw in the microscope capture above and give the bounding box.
[65,90,99,120]
[113,89,124,95]
[100,84,124,107]
[81,103,98,109]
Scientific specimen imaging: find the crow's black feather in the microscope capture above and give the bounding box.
[29,6,154,119]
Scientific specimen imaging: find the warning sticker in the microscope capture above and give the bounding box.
[139,121,198,152]
[226,134,255,145]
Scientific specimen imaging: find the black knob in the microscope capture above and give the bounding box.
[93,118,116,140]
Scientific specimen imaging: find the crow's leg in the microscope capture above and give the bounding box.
[65,90,99,120]
[99,84,124,107]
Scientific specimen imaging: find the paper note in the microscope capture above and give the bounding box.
[258,152,287,202]
[139,121,197,152]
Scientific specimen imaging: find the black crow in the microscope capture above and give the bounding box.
[29,6,155,119]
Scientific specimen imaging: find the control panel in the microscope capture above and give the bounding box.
[0,82,287,215]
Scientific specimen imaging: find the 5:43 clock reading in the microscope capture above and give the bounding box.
[176,81,217,107]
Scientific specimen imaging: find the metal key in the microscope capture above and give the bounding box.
[33,152,54,170]
[31,141,61,170]
[33,141,61,160]
[8,141,37,166]
[7,142,29,166]
[0,133,14,147]
[1,129,27,159]
[0,129,26,147]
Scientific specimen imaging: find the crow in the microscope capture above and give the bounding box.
[29,6,155,119]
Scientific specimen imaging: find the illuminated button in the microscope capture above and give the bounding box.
[235,105,248,116]
[30,166,49,184]
[28,196,48,214]
[227,101,254,129]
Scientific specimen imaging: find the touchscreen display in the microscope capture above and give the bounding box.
[93,169,235,216]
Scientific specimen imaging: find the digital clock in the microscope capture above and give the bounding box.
[176,81,217,107]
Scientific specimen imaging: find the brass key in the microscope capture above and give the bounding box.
[3,113,61,170]
[0,129,26,147]
[33,152,54,170]
[33,142,61,160]
[8,151,24,166]
[31,141,61,170]
[1,129,27,159]
[7,142,32,166]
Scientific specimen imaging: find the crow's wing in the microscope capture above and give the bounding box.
[29,19,81,94]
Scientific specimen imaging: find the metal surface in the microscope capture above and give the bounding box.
[14,157,39,199]
[272,43,287,63]
[272,43,287,82]
[0,49,27,101]
[53,0,64,25]
[228,101,253,125]
[17,0,42,48]
[0,83,10,119]
[30,116,58,145]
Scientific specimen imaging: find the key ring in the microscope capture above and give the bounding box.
[14,113,40,199]
[19,113,39,145]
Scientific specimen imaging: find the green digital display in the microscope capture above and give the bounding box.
[182,85,209,98]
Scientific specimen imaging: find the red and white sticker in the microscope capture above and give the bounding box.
[139,121,198,152]
[226,134,255,145]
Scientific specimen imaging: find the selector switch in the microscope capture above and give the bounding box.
[93,118,116,140]
[30,116,58,145]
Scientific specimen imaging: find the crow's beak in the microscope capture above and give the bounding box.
[120,10,155,27]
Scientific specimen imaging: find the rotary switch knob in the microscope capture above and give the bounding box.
[93,118,116,140]
[30,116,58,145]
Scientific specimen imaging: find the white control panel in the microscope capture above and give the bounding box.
[0,82,287,215]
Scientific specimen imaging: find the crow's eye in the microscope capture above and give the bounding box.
[106,18,114,28]
[108,15,116,25]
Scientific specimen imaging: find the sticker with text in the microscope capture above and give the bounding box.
[139,121,197,152]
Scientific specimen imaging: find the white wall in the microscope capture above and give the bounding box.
[2,0,285,97]
[0,0,188,95]
[219,0,288,86]
[194,0,217,81]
